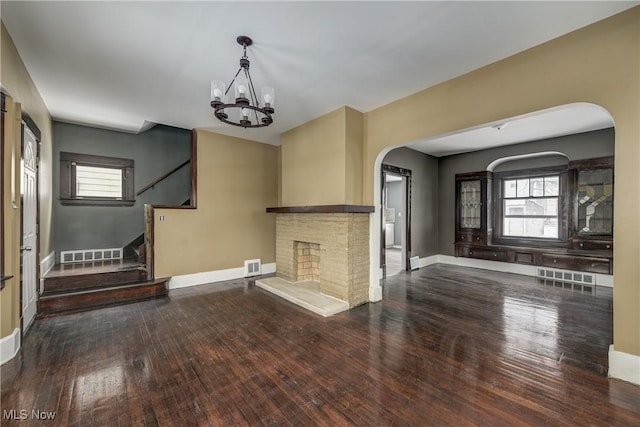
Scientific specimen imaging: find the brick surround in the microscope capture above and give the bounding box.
[275,213,370,307]
[295,241,320,281]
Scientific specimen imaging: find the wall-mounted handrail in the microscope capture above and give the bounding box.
[136,159,190,196]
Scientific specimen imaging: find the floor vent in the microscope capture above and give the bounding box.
[536,268,595,285]
[244,259,262,277]
[60,248,123,264]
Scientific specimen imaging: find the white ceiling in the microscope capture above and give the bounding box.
[1,1,634,151]
[408,103,614,157]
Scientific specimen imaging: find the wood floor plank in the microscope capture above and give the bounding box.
[2,264,639,426]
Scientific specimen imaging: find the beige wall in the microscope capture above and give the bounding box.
[153,130,278,277]
[1,97,21,337]
[280,106,364,206]
[363,8,640,355]
[344,107,364,205]
[1,23,53,338]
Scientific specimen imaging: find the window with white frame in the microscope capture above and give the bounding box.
[502,175,560,239]
[75,165,124,198]
[60,152,135,206]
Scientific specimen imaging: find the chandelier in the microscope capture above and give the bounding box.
[210,36,274,128]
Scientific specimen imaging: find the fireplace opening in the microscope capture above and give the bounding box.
[294,241,320,282]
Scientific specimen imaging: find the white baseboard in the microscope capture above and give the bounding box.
[369,285,382,302]
[437,254,537,276]
[40,251,55,276]
[0,328,21,365]
[595,273,614,287]
[167,262,276,290]
[418,255,439,268]
[608,345,640,385]
[434,255,613,287]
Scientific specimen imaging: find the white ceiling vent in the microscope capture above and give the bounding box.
[244,259,262,277]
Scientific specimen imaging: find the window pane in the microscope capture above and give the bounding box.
[504,217,525,237]
[504,217,558,238]
[539,198,558,216]
[516,179,529,197]
[76,165,123,198]
[544,176,559,196]
[504,199,526,215]
[504,179,516,198]
[504,198,557,216]
[530,177,544,197]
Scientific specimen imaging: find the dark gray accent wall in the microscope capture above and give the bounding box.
[53,122,191,256]
[437,128,615,255]
[383,147,439,257]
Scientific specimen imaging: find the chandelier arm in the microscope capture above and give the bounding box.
[225,67,244,97]
[244,68,261,124]
[245,69,260,107]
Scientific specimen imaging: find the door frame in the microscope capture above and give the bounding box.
[20,113,41,333]
[381,164,412,278]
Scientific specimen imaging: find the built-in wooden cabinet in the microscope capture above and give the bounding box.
[454,157,613,275]
[568,157,614,253]
[455,171,492,247]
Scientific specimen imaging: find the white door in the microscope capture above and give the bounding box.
[21,126,38,330]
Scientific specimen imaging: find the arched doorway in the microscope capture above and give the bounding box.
[369,103,615,300]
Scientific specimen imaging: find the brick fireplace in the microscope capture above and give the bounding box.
[266,205,374,307]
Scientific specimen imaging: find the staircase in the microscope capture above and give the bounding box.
[39,259,169,316]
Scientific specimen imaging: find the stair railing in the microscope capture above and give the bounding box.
[136,159,190,196]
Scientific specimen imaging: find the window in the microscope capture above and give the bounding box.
[502,175,559,239]
[60,152,134,206]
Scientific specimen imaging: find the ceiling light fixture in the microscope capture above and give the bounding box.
[210,35,274,128]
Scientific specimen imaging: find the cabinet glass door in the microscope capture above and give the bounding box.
[576,168,613,234]
[460,180,482,229]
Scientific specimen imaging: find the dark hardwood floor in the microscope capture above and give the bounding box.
[385,247,402,277]
[2,264,639,426]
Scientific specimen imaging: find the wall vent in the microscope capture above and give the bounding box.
[60,248,123,264]
[244,259,262,277]
[536,267,595,286]
[409,256,420,271]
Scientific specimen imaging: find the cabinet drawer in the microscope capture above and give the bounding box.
[514,251,534,265]
[541,254,610,274]
[461,246,508,262]
[570,239,612,251]
[456,232,485,245]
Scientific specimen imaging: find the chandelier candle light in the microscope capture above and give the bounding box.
[210,36,275,128]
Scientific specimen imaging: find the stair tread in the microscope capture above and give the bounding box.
[40,278,169,300]
[44,267,141,280]
[42,268,146,294]
[42,278,149,296]
[44,258,140,278]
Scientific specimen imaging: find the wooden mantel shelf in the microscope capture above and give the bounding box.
[266,205,375,214]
